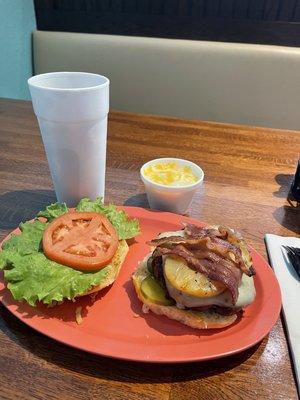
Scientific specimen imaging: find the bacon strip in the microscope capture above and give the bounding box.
[184,224,222,239]
[149,224,255,305]
[153,245,242,304]
[149,225,254,277]
[148,235,249,274]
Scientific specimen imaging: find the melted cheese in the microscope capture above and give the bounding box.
[165,271,256,309]
[157,230,256,309]
[158,230,185,239]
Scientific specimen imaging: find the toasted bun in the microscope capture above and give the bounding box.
[77,239,129,297]
[132,255,237,329]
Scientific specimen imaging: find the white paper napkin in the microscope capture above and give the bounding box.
[265,234,300,394]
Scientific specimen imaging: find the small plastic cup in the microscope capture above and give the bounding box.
[140,158,204,214]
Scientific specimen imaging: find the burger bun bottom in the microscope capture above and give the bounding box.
[77,239,129,297]
[132,255,237,329]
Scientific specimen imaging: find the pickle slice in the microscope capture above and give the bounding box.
[140,275,173,306]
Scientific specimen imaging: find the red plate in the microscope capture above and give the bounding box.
[0,206,281,363]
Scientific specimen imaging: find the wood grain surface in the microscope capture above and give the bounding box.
[0,98,299,400]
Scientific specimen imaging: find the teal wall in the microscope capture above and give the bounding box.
[0,0,36,100]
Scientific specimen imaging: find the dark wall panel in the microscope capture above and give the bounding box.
[34,0,300,47]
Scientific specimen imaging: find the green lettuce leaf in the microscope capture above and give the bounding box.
[0,219,109,306]
[2,220,47,256]
[76,197,140,239]
[3,252,109,306]
[37,202,68,221]
[0,249,23,270]
[0,197,139,306]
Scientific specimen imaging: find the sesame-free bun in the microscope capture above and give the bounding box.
[132,255,237,330]
[77,239,129,297]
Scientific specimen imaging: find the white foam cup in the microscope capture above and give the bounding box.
[140,158,204,214]
[28,72,109,206]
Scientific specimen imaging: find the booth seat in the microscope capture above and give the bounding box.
[33,30,300,130]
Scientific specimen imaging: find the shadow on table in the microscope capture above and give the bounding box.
[273,173,293,199]
[124,193,149,208]
[0,303,264,384]
[0,189,56,230]
[273,206,300,235]
[273,174,300,235]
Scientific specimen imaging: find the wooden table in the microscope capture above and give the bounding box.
[0,98,299,400]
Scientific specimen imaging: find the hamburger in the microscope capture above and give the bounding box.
[0,198,139,307]
[133,224,256,329]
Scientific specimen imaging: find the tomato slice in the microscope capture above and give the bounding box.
[42,212,119,271]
